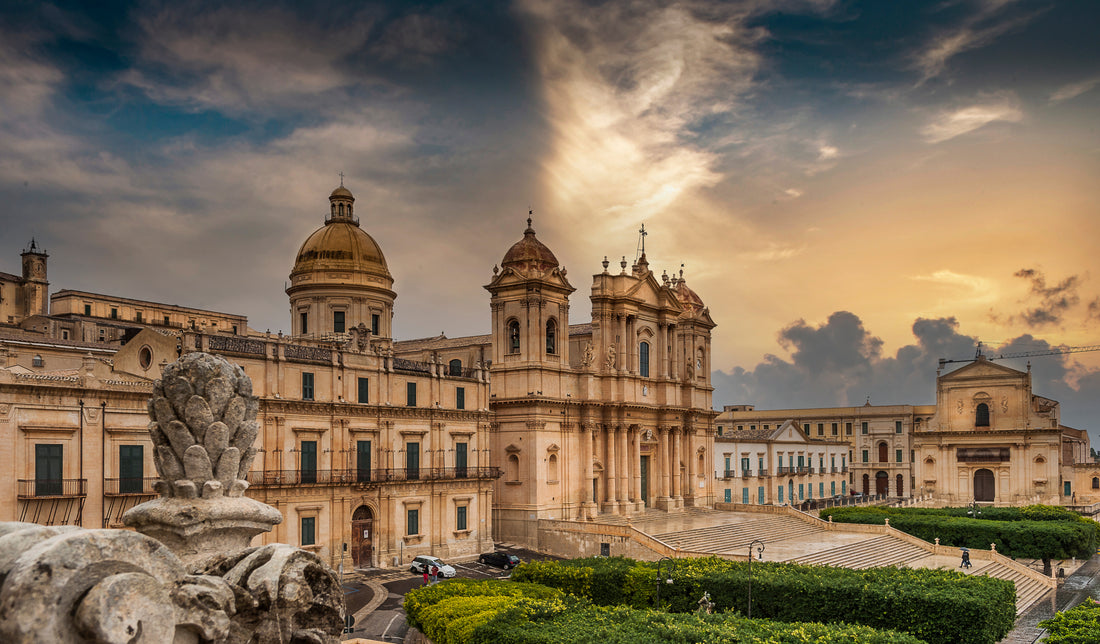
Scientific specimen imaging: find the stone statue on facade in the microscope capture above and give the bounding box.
[581,341,594,367]
[0,352,343,643]
[606,343,616,370]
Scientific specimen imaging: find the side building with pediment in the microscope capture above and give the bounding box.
[913,356,1088,505]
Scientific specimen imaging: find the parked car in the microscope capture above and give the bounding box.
[479,551,521,569]
[409,555,456,578]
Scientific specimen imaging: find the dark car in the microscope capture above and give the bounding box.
[479,551,521,569]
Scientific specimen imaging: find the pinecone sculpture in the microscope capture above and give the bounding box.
[148,352,259,499]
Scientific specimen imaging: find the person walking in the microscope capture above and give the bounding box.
[960,550,971,569]
[430,564,439,584]
[422,568,430,586]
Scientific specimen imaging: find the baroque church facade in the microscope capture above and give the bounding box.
[0,183,719,564]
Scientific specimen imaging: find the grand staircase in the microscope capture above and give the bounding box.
[651,515,827,554]
[966,561,1052,615]
[792,534,930,569]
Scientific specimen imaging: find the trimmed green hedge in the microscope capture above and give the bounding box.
[512,556,1015,644]
[404,579,926,644]
[820,505,1100,559]
[1039,598,1100,643]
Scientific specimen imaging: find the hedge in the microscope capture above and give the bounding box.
[820,505,1100,559]
[405,579,926,644]
[513,556,1016,644]
[1038,598,1100,644]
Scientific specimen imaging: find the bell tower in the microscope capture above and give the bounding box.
[20,239,49,318]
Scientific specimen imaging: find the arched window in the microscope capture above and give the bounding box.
[507,454,520,481]
[548,454,558,481]
[1092,477,1099,489]
[976,403,990,427]
[32,354,44,367]
[545,319,557,354]
[878,442,888,463]
[508,320,520,354]
[639,341,650,377]
[449,359,462,376]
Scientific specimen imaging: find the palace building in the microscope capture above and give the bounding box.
[0,183,719,563]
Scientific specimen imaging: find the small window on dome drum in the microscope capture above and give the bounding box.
[333,311,345,333]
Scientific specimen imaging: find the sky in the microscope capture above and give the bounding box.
[1,0,1098,436]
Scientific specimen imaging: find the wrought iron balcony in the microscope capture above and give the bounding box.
[103,477,158,496]
[723,469,738,479]
[245,466,501,488]
[17,479,87,498]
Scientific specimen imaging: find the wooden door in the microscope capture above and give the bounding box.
[351,506,373,568]
[974,469,995,502]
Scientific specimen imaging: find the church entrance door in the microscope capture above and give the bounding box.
[875,471,889,496]
[351,505,373,568]
[974,469,995,502]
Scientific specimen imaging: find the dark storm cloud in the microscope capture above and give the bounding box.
[1012,268,1082,327]
[713,313,1100,439]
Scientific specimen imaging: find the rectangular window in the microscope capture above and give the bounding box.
[842,480,847,495]
[357,377,369,404]
[741,457,750,473]
[407,508,419,535]
[456,505,468,531]
[799,484,804,500]
[895,420,903,434]
[738,425,744,431]
[802,423,809,432]
[831,422,838,436]
[119,445,144,494]
[301,517,316,546]
[758,457,764,472]
[831,481,836,496]
[455,442,468,477]
[300,312,308,335]
[862,450,869,463]
[232,325,238,334]
[817,423,824,436]
[797,455,805,468]
[110,307,118,319]
[861,422,868,434]
[750,425,756,430]
[778,486,784,503]
[742,488,749,504]
[819,482,825,497]
[456,386,465,410]
[724,456,731,475]
[61,329,69,340]
[84,304,92,316]
[896,449,903,463]
[356,440,371,483]
[724,488,731,503]
[163,315,170,325]
[406,382,416,407]
[301,372,314,400]
[845,422,852,435]
[371,313,380,335]
[758,486,765,504]
[135,311,143,323]
[300,441,317,484]
[35,444,63,496]
[406,442,419,480]
[777,455,783,468]
[333,311,345,333]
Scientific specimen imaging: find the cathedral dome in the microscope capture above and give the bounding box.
[501,217,559,272]
[673,278,704,312]
[291,221,391,278]
[330,185,353,199]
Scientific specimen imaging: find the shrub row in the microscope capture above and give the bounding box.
[820,505,1100,559]
[403,579,926,644]
[1039,598,1100,643]
[512,556,1016,644]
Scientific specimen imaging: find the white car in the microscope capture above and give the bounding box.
[409,555,456,578]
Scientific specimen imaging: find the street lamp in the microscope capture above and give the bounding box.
[655,556,676,607]
[966,500,982,518]
[747,539,765,619]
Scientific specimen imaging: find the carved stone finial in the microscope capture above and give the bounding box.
[602,256,609,273]
[620,256,627,273]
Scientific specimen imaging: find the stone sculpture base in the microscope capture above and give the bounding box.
[124,495,282,566]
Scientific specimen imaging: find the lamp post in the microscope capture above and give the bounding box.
[966,500,982,518]
[655,556,676,607]
[747,539,765,619]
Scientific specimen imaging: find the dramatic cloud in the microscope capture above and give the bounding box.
[920,95,1023,143]
[1011,268,1082,327]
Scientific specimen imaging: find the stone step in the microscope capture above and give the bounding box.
[793,535,929,570]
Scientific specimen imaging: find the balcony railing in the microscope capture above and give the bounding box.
[796,466,809,474]
[776,466,790,475]
[245,467,501,488]
[757,469,769,477]
[742,470,752,478]
[17,479,87,498]
[723,469,738,479]
[103,477,158,496]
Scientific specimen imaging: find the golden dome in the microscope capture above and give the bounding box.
[330,185,354,199]
[501,218,558,272]
[291,220,391,279]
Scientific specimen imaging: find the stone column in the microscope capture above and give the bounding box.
[684,429,695,506]
[603,425,618,513]
[657,426,671,509]
[632,426,643,510]
[669,325,678,380]
[668,427,677,506]
[619,425,629,507]
[618,314,627,371]
[582,423,595,519]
